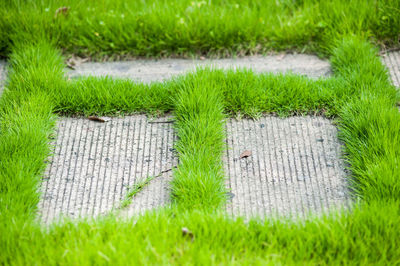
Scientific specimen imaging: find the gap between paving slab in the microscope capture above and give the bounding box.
[67,54,331,82]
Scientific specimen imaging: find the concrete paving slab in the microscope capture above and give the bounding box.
[382,50,400,87]
[39,114,350,222]
[38,115,177,223]
[67,54,331,82]
[224,116,350,219]
[0,60,6,96]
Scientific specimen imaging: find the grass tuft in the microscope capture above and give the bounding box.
[119,176,155,209]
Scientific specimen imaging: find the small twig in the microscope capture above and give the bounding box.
[159,166,177,174]
[148,120,176,124]
[379,47,400,55]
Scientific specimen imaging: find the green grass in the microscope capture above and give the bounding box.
[1,1,400,264]
[1,37,399,264]
[1,0,399,59]
[171,70,226,210]
[2,204,400,264]
[119,176,155,209]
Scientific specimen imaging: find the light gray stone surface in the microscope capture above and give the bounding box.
[0,60,6,95]
[67,54,331,82]
[38,115,177,223]
[382,50,400,87]
[224,116,350,219]
[39,114,350,222]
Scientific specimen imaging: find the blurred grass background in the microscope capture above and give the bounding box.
[1,0,399,59]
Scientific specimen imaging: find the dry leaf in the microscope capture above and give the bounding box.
[54,6,70,18]
[240,150,252,159]
[182,227,194,241]
[66,56,89,69]
[66,61,75,70]
[88,116,111,123]
[276,54,286,61]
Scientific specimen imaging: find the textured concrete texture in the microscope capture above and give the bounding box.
[0,60,6,95]
[67,54,331,82]
[224,116,350,219]
[39,114,350,222]
[38,115,177,223]
[382,50,400,87]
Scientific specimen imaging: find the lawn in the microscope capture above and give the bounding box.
[1,0,400,264]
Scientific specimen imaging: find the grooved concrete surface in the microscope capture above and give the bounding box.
[382,50,400,87]
[39,114,349,222]
[68,54,331,82]
[0,60,6,95]
[224,116,350,219]
[38,115,177,223]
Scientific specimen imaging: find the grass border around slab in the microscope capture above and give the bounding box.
[1,36,400,264]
